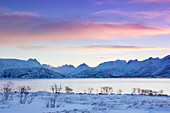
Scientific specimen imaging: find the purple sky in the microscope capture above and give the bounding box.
[0,0,170,67]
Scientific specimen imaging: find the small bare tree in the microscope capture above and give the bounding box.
[50,84,62,95]
[131,88,136,94]
[46,84,62,108]
[132,88,163,96]
[1,81,14,100]
[87,88,94,94]
[65,86,73,93]
[46,96,56,108]
[18,86,31,104]
[117,89,123,95]
[27,93,37,104]
[159,90,163,95]
[132,88,141,95]
[100,86,113,94]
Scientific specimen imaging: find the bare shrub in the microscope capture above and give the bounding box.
[131,88,137,94]
[50,84,62,95]
[18,86,31,104]
[84,90,86,94]
[46,84,62,108]
[159,90,163,95]
[45,96,62,108]
[132,88,143,95]
[117,89,123,95]
[87,88,94,94]
[1,81,14,100]
[100,86,113,94]
[132,88,163,96]
[45,96,56,108]
[27,93,37,104]
[65,86,73,93]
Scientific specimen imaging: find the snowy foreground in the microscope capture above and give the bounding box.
[0,92,170,113]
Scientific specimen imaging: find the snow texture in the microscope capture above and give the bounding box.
[0,92,170,113]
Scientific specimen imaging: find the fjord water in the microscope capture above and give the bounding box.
[0,78,170,95]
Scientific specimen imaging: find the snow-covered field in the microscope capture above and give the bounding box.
[0,92,170,113]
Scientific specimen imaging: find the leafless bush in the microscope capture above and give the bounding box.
[50,84,62,95]
[132,88,137,94]
[45,96,56,108]
[45,96,62,108]
[18,86,32,104]
[159,90,163,95]
[27,93,37,104]
[132,88,164,96]
[117,89,123,95]
[65,86,73,93]
[1,81,14,100]
[100,86,113,94]
[45,84,62,108]
[84,90,86,94]
[87,88,94,94]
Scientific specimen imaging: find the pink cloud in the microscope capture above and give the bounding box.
[134,10,170,19]
[83,45,170,50]
[95,0,170,5]
[95,0,116,5]
[94,9,170,19]
[95,1,105,5]
[93,9,170,25]
[1,19,170,45]
[18,45,170,54]
[1,7,170,46]
[93,9,125,15]
[0,7,38,16]
[129,0,170,3]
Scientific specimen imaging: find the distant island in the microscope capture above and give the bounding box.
[0,55,169,78]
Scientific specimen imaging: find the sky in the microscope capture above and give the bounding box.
[0,0,170,67]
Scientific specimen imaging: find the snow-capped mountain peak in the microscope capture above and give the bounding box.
[27,58,41,66]
[0,58,41,71]
[127,59,138,64]
[77,63,89,69]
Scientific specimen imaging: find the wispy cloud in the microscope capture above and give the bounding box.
[1,7,170,46]
[94,9,170,19]
[18,45,170,54]
[99,57,107,59]
[129,0,170,3]
[93,9,170,26]
[95,0,170,5]
[1,20,170,45]
[0,7,38,16]
[93,9,125,15]
[95,0,116,5]
[83,45,170,50]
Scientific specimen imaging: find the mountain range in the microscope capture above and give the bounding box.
[0,55,169,78]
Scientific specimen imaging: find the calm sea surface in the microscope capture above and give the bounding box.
[0,78,170,95]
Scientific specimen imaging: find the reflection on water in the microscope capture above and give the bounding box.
[0,78,170,95]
